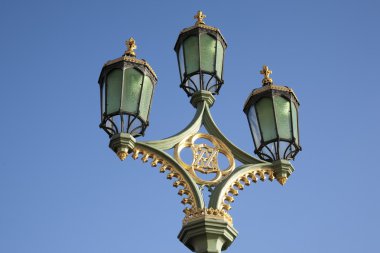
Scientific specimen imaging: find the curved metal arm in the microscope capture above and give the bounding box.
[141,102,205,150]
[132,142,205,210]
[208,163,274,210]
[203,104,264,165]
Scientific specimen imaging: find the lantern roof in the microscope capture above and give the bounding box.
[99,38,157,84]
[174,11,227,52]
[243,66,300,112]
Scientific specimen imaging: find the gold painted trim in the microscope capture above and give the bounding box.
[244,84,300,105]
[260,65,273,85]
[194,10,206,25]
[104,56,157,80]
[277,177,288,186]
[174,133,235,186]
[220,168,274,211]
[183,207,233,226]
[117,151,128,161]
[124,147,200,211]
[124,37,137,57]
[180,23,220,34]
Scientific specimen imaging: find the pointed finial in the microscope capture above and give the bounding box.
[117,151,128,161]
[125,37,137,57]
[194,10,206,25]
[260,65,273,85]
[277,177,287,186]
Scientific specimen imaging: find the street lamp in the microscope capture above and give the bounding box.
[174,11,227,96]
[98,38,157,160]
[97,11,301,253]
[243,66,301,163]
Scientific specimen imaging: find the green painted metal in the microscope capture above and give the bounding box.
[190,91,215,108]
[272,159,294,180]
[141,101,205,150]
[109,133,136,155]
[134,142,205,209]
[178,218,238,253]
[208,163,273,210]
[202,104,264,165]
[110,93,297,252]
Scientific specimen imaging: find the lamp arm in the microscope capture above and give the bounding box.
[208,163,274,211]
[202,105,264,164]
[129,141,205,210]
[141,102,205,150]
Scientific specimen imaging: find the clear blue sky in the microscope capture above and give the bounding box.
[1,0,379,252]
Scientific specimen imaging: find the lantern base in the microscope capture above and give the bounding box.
[272,160,294,186]
[109,133,136,161]
[178,217,238,253]
[190,91,215,108]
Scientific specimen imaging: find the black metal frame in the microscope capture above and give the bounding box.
[244,86,301,162]
[174,26,227,97]
[98,57,157,138]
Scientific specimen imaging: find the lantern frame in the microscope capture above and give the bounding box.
[174,17,227,97]
[244,84,301,162]
[98,51,157,138]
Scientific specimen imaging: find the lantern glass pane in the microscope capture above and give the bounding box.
[215,40,224,79]
[139,76,154,121]
[274,96,292,139]
[121,68,143,114]
[202,73,218,93]
[256,98,277,142]
[291,101,299,145]
[106,69,122,114]
[248,105,261,149]
[184,36,199,74]
[178,45,185,81]
[101,81,105,119]
[200,33,216,73]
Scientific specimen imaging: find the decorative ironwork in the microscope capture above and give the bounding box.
[211,167,275,211]
[183,207,233,225]
[98,12,301,253]
[174,133,235,186]
[117,145,205,211]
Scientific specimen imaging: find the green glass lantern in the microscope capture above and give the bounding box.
[98,38,157,138]
[243,66,301,162]
[174,11,227,96]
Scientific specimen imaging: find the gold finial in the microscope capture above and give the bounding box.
[125,37,137,57]
[117,151,128,161]
[277,177,287,186]
[260,65,273,85]
[194,10,206,25]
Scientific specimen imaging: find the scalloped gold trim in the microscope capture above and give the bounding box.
[220,168,274,211]
[183,207,233,225]
[127,147,198,211]
[180,23,220,34]
[244,84,299,106]
[104,56,157,80]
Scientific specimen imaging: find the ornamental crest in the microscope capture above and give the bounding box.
[174,133,235,185]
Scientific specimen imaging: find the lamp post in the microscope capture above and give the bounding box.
[97,11,301,253]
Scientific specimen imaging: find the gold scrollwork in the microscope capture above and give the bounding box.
[174,133,235,186]
[220,168,274,211]
[125,147,199,211]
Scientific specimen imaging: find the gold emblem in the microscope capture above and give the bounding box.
[260,65,273,85]
[125,37,137,57]
[174,133,235,185]
[194,10,206,25]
